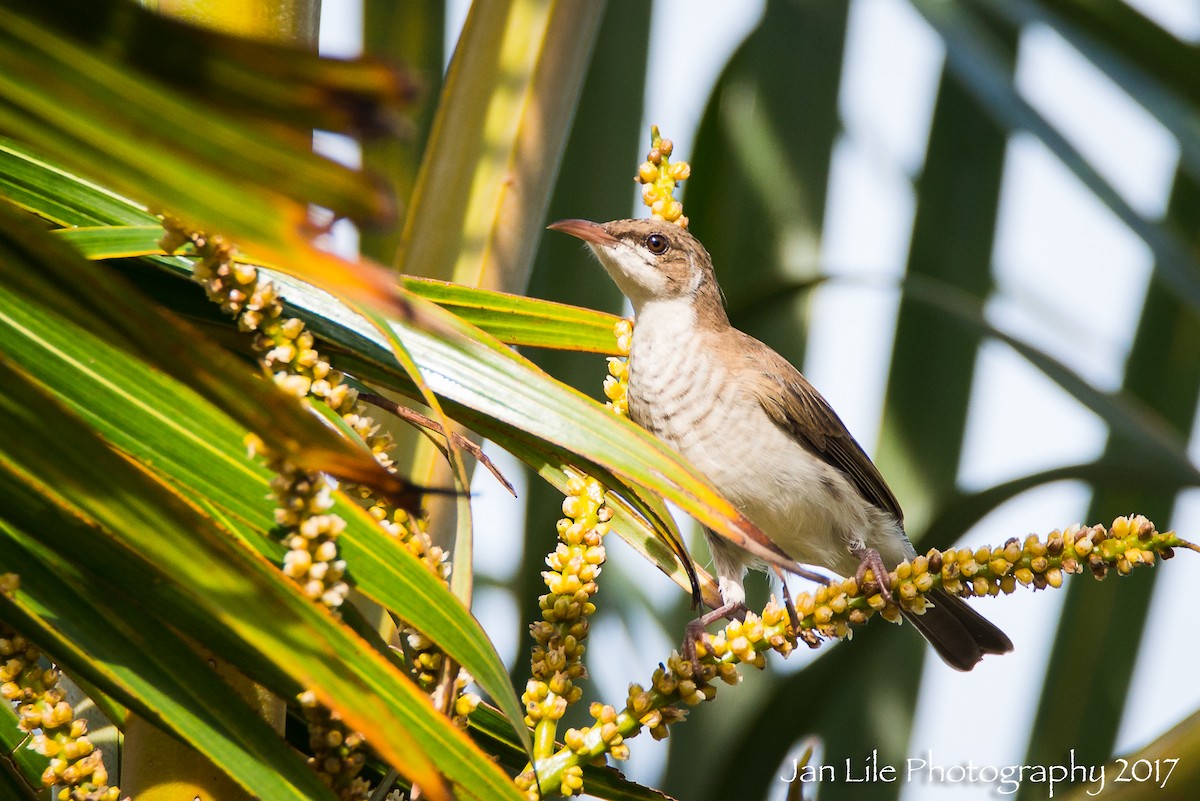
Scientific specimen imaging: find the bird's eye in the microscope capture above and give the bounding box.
[645,233,669,254]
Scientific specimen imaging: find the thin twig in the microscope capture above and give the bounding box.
[359,393,517,497]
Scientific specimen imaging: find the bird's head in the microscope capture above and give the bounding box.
[548,218,724,318]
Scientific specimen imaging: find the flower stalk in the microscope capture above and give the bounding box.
[515,126,697,798]
[160,220,451,613]
[522,516,1197,796]
[515,474,611,797]
[159,220,473,796]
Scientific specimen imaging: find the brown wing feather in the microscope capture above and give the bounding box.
[737,332,904,524]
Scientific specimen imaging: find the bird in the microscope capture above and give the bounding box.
[548,216,1012,671]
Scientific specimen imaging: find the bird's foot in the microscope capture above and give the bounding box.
[852,546,893,604]
[683,601,748,673]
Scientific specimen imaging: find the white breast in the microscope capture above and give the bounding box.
[628,299,908,579]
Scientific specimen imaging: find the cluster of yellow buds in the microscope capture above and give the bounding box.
[602,319,632,418]
[257,317,399,475]
[449,672,480,729]
[516,473,610,797]
[0,614,124,801]
[519,645,739,797]
[624,677,688,742]
[260,319,354,409]
[159,225,282,332]
[703,607,796,667]
[298,690,370,801]
[403,630,443,693]
[515,476,612,798]
[366,503,456,691]
[256,460,351,612]
[635,125,691,227]
[529,476,609,703]
[256,314,397,477]
[159,219,394,472]
[369,504,449,582]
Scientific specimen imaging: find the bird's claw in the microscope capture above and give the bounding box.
[682,601,748,674]
[682,619,709,674]
[853,547,893,604]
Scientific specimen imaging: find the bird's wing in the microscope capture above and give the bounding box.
[740,333,904,523]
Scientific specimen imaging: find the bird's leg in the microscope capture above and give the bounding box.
[772,566,803,633]
[685,535,753,670]
[682,601,748,672]
[852,546,893,604]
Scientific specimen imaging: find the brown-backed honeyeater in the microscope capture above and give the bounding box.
[550,217,1011,670]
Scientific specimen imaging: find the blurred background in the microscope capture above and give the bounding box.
[324,1,1200,798]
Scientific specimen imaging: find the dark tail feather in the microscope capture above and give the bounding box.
[903,589,1013,671]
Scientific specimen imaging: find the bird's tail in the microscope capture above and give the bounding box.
[904,589,1013,671]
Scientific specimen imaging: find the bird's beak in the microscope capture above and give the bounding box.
[547,218,620,247]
